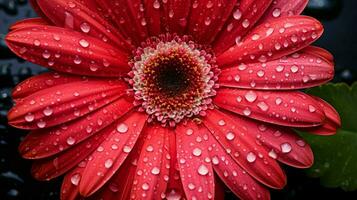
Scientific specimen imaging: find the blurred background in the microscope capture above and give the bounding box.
[0,0,356,199]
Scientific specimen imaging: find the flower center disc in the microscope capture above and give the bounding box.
[129,35,220,126]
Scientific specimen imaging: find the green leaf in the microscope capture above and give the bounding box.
[300,83,357,191]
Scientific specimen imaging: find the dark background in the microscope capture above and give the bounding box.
[0,0,356,199]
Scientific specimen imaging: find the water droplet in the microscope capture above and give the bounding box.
[142,183,150,191]
[246,152,256,163]
[43,107,53,116]
[80,22,91,33]
[226,132,235,141]
[116,123,128,133]
[281,143,292,153]
[25,113,35,122]
[146,145,154,152]
[197,164,209,175]
[233,9,242,20]
[308,105,316,113]
[105,159,113,168]
[257,102,269,111]
[245,91,257,102]
[218,119,226,126]
[186,128,193,135]
[192,148,202,157]
[70,173,81,185]
[243,108,251,116]
[123,145,132,153]
[67,137,76,145]
[188,183,196,190]
[272,8,281,17]
[79,39,89,48]
[37,121,46,128]
[151,167,160,175]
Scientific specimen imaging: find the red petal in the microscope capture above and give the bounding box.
[300,97,341,135]
[144,0,162,36]
[217,16,324,67]
[207,136,270,200]
[36,0,132,52]
[221,112,314,168]
[175,121,215,199]
[219,51,334,90]
[260,0,308,22]
[13,72,87,100]
[79,112,147,196]
[99,0,148,45]
[302,46,334,63]
[31,124,113,180]
[29,0,51,23]
[61,163,87,200]
[87,133,146,200]
[203,109,286,189]
[19,97,134,159]
[8,79,127,129]
[9,18,49,31]
[6,26,130,77]
[130,125,170,199]
[213,0,273,55]
[214,88,325,127]
[165,130,186,199]
[187,0,236,44]
[161,0,191,34]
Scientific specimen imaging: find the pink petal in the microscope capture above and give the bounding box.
[19,97,134,159]
[165,132,186,199]
[9,18,49,31]
[221,111,314,168]
[31,124,114,180]
[217,16,324,67]
[36,0,132,52]
[87,134,146,200]
[161,0,191,34]
[99,0,148,45]
[260,0,308,22]
[187,0,236,44]
[12,72,88,100]
[302,46,334,63]
[175,121,215,199]
[6,26,130,77]
[214,88,325,127]
[213,0,273,55]
[8,79,127,129]
[203,109,286,189]
[207,134,270,200]
[219,51,334,90]
[79,112,147,196]
[130,125,170,199]
[300,97,341,135]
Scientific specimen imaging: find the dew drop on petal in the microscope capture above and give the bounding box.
[245,91,257,102]
[70,173,81,186]
[226,132,235,141]
[281,143,292,153]
[80,22,91,33]
[142,183,150,191]
[246,152,256,163]
[104,159,113,168]
[79,39,90,48]
[116,123,128,133]
[151,167,160,175]
[37,121,46,128]
[43,107,53,116]
[66,137,76,145]
[25,113,35,122]
[197,164,209,175]
[192,148,202,157]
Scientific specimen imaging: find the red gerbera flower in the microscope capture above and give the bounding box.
[6,0,341,199]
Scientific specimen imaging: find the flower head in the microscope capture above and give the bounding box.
[6,0,340,199]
